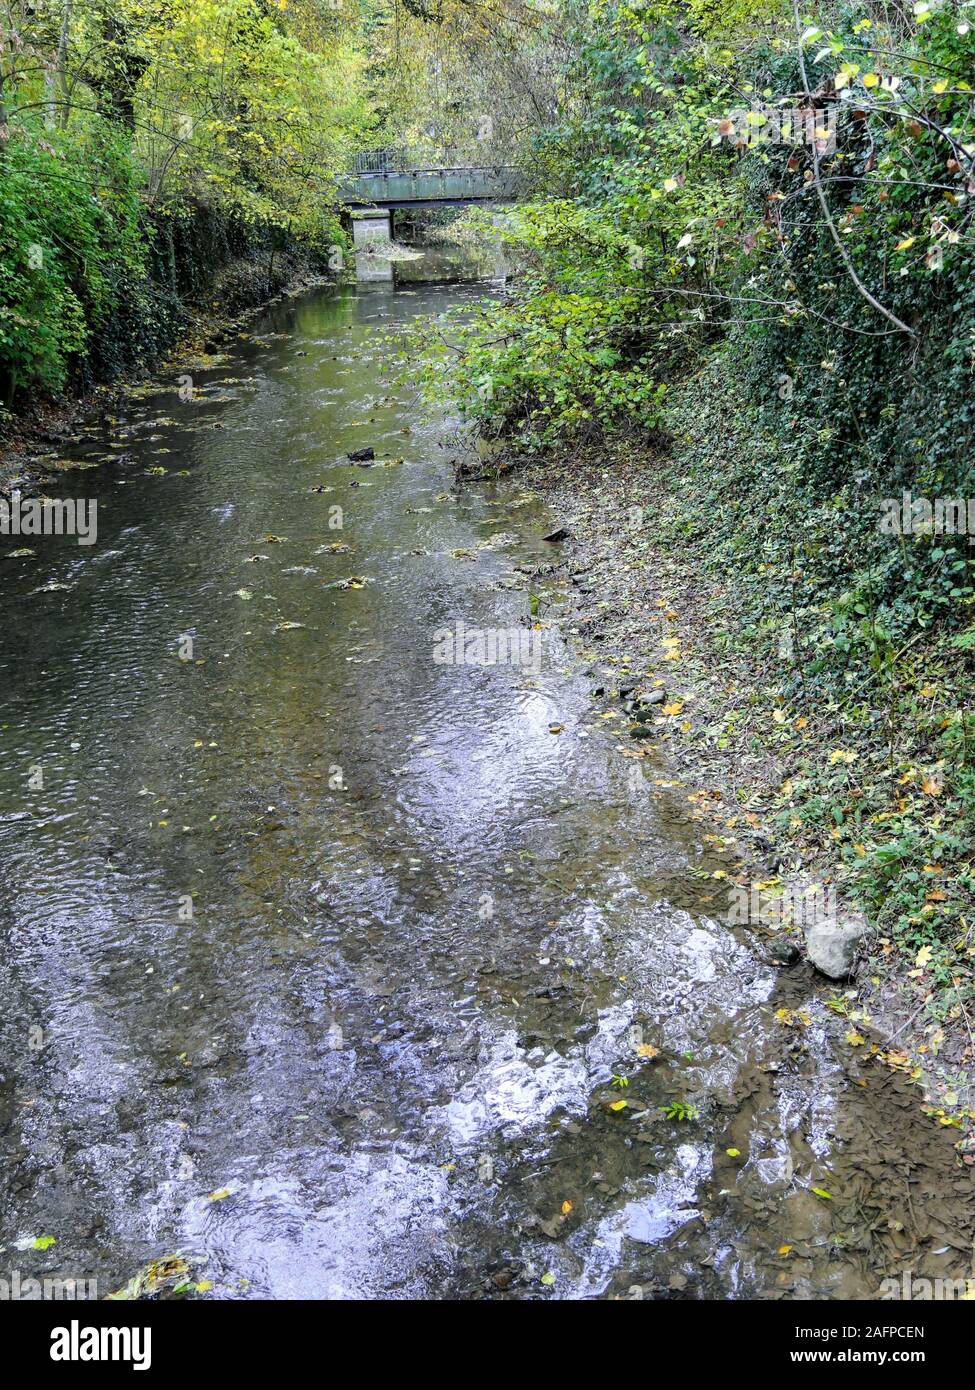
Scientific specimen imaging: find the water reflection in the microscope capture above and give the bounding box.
[0,281,971,1301]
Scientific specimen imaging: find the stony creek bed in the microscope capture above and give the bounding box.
[1,280,973,1301]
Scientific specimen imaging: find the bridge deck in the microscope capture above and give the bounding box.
[339,166,520,208]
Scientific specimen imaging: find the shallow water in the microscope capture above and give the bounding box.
[1,280,972,1301]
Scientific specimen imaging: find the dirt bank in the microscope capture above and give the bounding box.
[517,440,975,1166]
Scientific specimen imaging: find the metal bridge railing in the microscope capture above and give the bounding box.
[354,150,407,175]
[351,149,513,176]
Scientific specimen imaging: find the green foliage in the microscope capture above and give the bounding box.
[0,0,370,404]
[410,1,753,442]
[661,1099,699,1121]
[0,126,145,396]
[411,202,670,446]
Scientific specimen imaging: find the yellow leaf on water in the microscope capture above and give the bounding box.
[609,1100,627,1111]
[726,1147,741,1157]
[778,1245,793,1256]
[207,1188,232,1202]
[561,1200,573,1215]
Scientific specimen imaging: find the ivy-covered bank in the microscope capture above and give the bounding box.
[659,346,975,992]
[1,173,336,417]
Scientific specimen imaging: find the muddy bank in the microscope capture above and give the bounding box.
[518,442,975,1159]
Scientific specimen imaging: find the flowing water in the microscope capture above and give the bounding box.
[1,277,973,1301]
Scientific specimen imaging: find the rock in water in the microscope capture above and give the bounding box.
[804,914,867,979]
[543,526,571,543]
[768,938,801,966]
[347,446,375,462]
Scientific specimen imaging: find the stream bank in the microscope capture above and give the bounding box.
[517,437,975,1161]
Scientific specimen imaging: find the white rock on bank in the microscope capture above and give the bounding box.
[805,913,868,979]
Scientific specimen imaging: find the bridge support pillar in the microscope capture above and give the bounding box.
[352,210,393,282]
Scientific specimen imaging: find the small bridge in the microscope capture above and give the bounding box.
[339,153,521,210]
